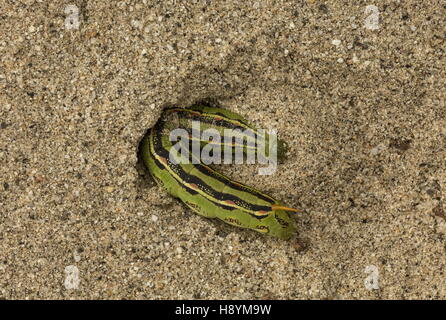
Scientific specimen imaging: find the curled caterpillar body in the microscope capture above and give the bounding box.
[140,105,299,240]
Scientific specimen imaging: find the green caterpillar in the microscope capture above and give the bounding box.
[140,105,300,240]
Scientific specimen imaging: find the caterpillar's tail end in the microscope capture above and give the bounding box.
[271,204,303,214]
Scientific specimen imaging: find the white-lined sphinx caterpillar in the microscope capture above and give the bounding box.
[140,105,300,240]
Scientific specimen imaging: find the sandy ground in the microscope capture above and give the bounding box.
[1,0,445,299]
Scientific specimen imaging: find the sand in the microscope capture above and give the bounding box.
[1,0,445,299]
